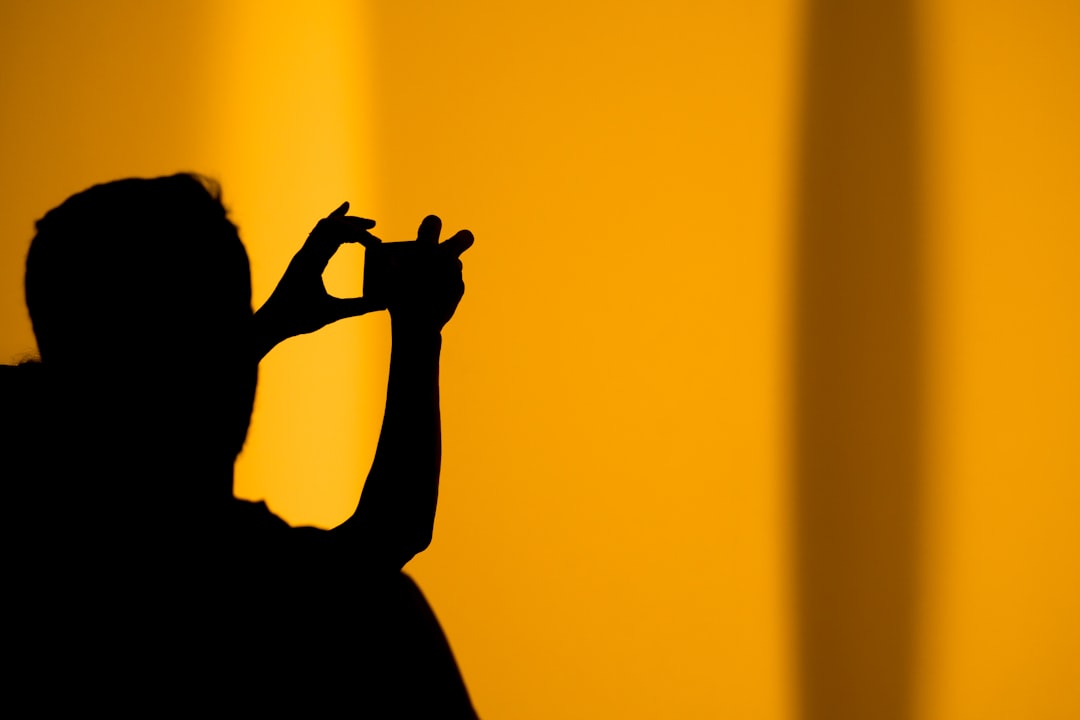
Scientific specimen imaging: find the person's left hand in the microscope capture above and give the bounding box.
[253,202,382,358]
[386,214,474,334]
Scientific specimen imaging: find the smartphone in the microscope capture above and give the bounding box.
[363,241,427,309]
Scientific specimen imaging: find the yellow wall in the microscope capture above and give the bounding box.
[366,4,798,718]
[2,2,1078,720]
[919,2,1080,718]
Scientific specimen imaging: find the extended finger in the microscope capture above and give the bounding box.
[440,229,474,258]
[341,215,377,230]
[341,216,381,246]
[302,223,378,272]
[330,201,349,218]
[417,214,442,246]
[317,219,380,245]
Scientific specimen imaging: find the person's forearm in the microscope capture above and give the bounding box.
[251,304,284,361]
[343,319,443,569]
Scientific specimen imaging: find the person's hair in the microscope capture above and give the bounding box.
[25,173,257,462]
[27,173,250,363]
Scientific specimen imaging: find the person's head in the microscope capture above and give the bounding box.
[25,174,257,472]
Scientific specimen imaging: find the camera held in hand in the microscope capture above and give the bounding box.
[363,240,435,310]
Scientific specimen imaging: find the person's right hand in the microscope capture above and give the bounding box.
[252,202,382,358]
[389,215,474,333]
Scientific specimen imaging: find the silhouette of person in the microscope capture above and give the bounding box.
[9,173,478,716]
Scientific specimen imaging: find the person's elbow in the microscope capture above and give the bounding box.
[384,527,433,571]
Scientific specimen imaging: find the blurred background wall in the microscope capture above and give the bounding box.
[1,1,1077,718]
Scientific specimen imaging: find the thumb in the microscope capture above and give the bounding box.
[326,295,384,323]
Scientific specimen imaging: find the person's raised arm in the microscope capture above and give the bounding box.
[336,215,473,570]
[251,208,472,570]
